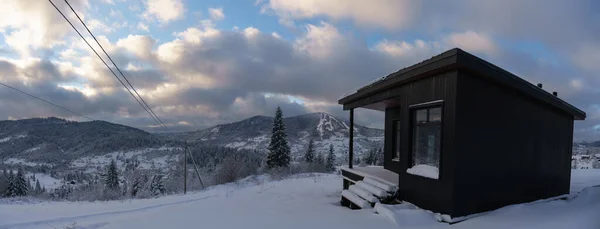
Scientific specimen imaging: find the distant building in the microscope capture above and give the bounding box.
[338,48,586,220]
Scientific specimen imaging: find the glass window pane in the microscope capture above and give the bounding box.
[410,105,442,179]
[429,107,442,122]
[412,124,440,168]
[415,109,427,123]
[394,120,401,160]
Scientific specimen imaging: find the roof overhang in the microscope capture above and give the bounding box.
[338,48,586,120]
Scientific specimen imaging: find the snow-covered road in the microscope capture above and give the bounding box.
[1,170,599,229]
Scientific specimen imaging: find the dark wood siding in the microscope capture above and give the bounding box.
[452,70,574,217]
[380,70,458,215]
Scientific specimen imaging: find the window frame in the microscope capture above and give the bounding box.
[392,119,401,162]
[407,101,444,179]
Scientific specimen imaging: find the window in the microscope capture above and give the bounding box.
[393,120,401,161]
[407,105,442,179]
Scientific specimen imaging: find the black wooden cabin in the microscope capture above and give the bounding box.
[338,48,586,219]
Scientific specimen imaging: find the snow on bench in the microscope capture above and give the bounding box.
[342,190,371,209]
[356,181,388,198]
[349,185,379,203]
[363,177,396,193]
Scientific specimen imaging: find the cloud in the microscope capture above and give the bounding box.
[0,0,89,57]
[1,0,599,141]
[294,22,342,58]
[137,22,150,32]
[260,0,417,30]
[445,31,497,56]
[87,19,114,33]
[375,39,440,58]
[116,35,156,59]
[0,21,401,131]
[143,0,185,24]
[208,8,225,21]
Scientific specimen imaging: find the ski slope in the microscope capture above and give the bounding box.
[1,170,599,229]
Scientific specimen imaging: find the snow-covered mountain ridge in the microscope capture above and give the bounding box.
[171,112,384,159]
[0,113,383,166]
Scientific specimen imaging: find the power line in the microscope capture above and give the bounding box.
[49,0,204,193]
[62,0,170,133]
[0,81,95,121]
[47,0,169,132]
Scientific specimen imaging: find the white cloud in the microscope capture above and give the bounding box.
[59,49,80,60]
[143,0,185,24]
[445,31,497,56]
[570,79,584,91]
[375,39,438,57]
[294,22,342,58]
[243,27,260,38]
[375,31,497,58]
[87,19,114,33]
[137,22,150,32]
[126,63,142,71]
[101,0,115,4]
[175,26,220,45]
[208,8,225,21]
[116,35,156,59]
[157,39,185,63]
[1,0,599,139]
[260,0,417,30]
[0,0,90,57]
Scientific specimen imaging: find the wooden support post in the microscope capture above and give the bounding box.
[184,146,187,194]
[349,108,354,169]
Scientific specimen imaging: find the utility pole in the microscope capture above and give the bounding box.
[188,147,205,189]
[183,145,187,194]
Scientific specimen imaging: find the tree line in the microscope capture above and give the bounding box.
[0,106,384,201]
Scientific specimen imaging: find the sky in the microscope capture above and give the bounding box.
[0,0,599,141]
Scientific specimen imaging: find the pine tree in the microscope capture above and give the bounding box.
[15,168,28,196]
[35,180,42,193]
[5,170,17,197]
[303,139,315,163]
[363,149,376,165]
[266,107,291,168]
[376,148,384,166]
[315,153,324,165]
[326,144,336,172]
[104,160,120,190]
[131,174,148,197]
[150,175,166,196]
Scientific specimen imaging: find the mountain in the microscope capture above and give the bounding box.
[0,117,171,164]
[175,112,384,159]
[575,141,600,148]
[0,113,384,166]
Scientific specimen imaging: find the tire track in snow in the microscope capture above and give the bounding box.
[0,194,218,229]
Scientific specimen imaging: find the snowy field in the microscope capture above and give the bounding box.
[0,170,599,229]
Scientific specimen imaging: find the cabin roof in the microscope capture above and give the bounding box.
[338,48,586,120]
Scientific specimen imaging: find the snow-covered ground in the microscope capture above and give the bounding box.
[3,158,49,167]
[69,147,180,172]
[1,170,599,229]
[29,173,62,190]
